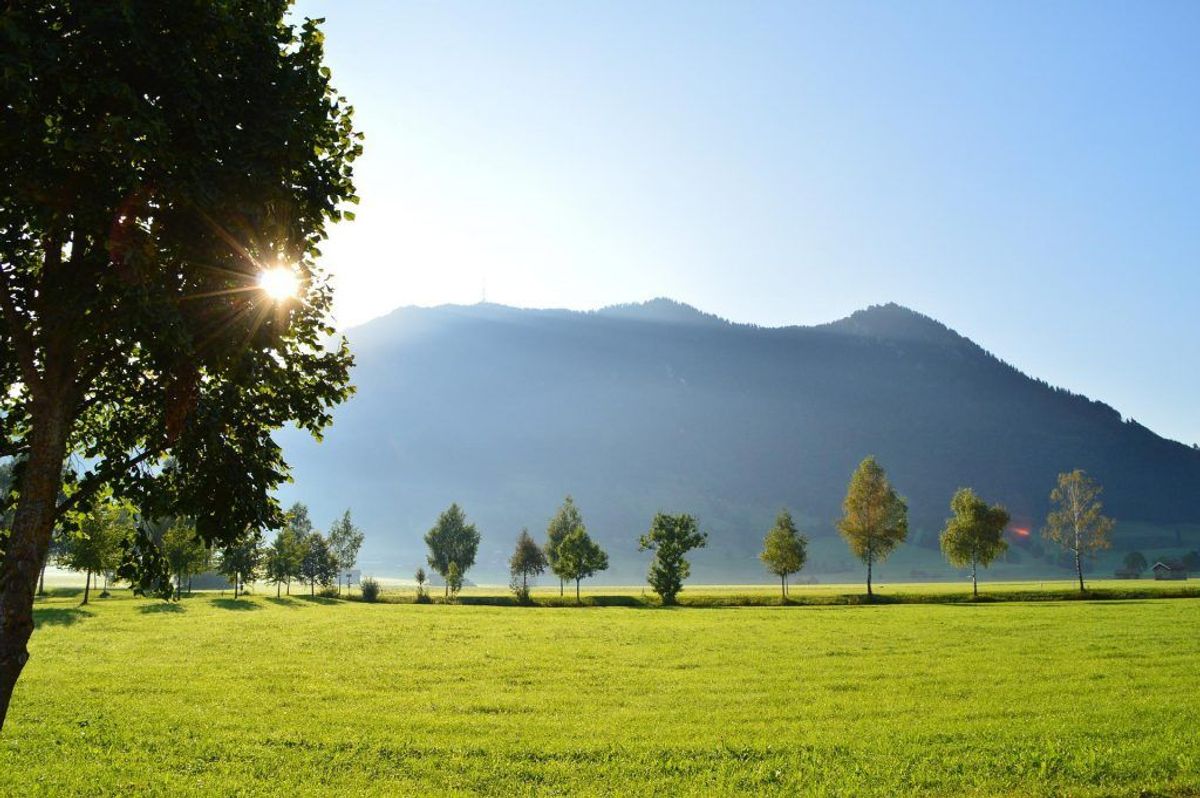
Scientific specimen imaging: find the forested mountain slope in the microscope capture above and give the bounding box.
[277,300,1200,582]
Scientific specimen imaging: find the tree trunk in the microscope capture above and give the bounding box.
[187,574,193,595]
[866,554,873,598]
[82,571,91,605]
[972,559,978,598]
[559,578,564,597]
[0,408,70,731]
[37,565,46,597]
[781,574,786,600]
[276,581,280,598]
[286,577,290,596]
[575,578,581,604]
[1075,547,1085,592]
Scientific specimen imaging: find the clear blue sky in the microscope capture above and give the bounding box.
[292,1,1199,446]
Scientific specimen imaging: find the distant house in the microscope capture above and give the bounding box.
[1152,561,1188,580]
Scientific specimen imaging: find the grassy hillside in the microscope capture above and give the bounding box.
[5,589,1199,796]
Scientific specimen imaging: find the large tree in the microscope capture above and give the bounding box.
[327,509,364,595]
[837,456,908,598]
[424,504,480,598]
[939,488,1010,598]
[556,527,609,604]
[1044,469,1115,592]
[0,3,360,726]
[759,508,807,599]
[545,496,583,597]
[508,528,547,602]
[638,513,707,606]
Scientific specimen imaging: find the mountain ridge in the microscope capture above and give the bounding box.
[280,299,1200,582]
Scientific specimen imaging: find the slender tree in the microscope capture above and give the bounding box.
[509,529,548,602]
[638,513,707,606]
[299,533,337,596]
[546,496,583,597]
[0,4,361,728]
[556,528,609,604]
[939,488,1010,598]
[60,496,134,605]
[281,504,315,594]
[161,519,210,598]
[760,508,808,599]
[1044,470,1115,592]
[837,456,908,598]
[218,533,263,600]
[424,504,480,597]
[265,531,294,598]
[328,509,364,595]
[446,562,463,600]
[414,567,429,603]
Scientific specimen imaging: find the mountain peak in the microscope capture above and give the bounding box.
[822,303,968,346]
[595,298,728,326]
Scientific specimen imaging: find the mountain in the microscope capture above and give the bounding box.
[275,300,1200,583]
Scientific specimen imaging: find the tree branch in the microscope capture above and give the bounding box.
[0,271,42,396]
[55,445,163,518]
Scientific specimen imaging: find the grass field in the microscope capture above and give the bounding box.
[4,587,1200,796]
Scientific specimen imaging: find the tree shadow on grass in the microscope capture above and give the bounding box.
[212,598,263,611]
[266,596,303,609]
[33,606,95,629]
[36,587,84,600]
[583,595,644,608]
[139,602,185,615]
[296,596,340,606]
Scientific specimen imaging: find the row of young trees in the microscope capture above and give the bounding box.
[227,503,365,599]
[22,490,365,603]
[760,457,1116,598]
[420,499,710,605]
[421,457,1117,605]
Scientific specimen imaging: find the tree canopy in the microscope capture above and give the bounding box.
[837,457,908,597]
[299,533,337,596]
[1044,470,1115,592]
[638,513,707,606]
[424,504,480,597]
[0,1,361,727]
[939,488,1009,597]
[218,533,263,600]
[556,527,609,604]
[328,509,364,593]
[509,529,547,601]
[59,493,135,604]
[160,518,210,597]
[546,496,583,596]
[759,508,807,598]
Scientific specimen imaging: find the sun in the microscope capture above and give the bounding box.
[258,266,300,301]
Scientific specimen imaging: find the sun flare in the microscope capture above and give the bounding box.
[258,266,300,301]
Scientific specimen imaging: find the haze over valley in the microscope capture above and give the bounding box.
[278,298,1200,583]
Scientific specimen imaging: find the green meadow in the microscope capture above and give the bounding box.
[5,586,1199,797]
